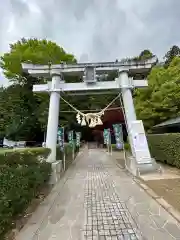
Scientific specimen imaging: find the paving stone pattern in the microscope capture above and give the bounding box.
[83,163,139,239]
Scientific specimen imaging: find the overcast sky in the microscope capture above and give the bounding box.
[0,0,180,86]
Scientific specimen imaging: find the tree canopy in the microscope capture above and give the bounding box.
[0,38,76,140]
[164,45,180,68]
[0,38,117,140]
[0,38,180,141]
[1,38,76,83]
[135,56,180,129]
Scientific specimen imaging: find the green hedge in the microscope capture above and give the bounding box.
[147,133,180,168]
[0,147,50,166]
[111,143,130,151]
[0,147,51,238]
[56,143,79,170]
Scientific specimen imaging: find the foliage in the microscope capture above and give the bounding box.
[0,38,121,140]
[139,49,153,60]
[121,49,154,63]
[148,134,180,168]
[0,38,117,140]
[124,142,131,151]
[111,144,119,151]
[164,45,180,68]
[135,56,180,129]
[0,147,50,166]
[56,143,79,170]
[133,49,154,61]
[0,38,76,139]
[1,38,76,82]
[1,40,180,140]
[111,142,130,151]
[0,84,42,140]
[0,147,51,238]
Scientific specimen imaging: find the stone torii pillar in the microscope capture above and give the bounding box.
[118,70,137,156]
[120,71,137,125]
[46,70,62,162]
[117,70,157,174]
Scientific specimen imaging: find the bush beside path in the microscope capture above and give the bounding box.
[0,144,79,239]
[0,147,51,239]
[143,134,180,216]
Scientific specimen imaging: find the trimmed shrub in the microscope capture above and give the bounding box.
[0,147,50,166]
[56,143,79,170]
[147,133,180,168]
[111,144,118,151]
[111,144,122,151]
[124,142,131,151]
[111,142,130,151]
[0,147,51,238]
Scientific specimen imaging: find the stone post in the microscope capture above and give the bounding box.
[46,70,61,163]
[119,71,136,156]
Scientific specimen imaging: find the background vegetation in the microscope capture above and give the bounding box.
[1,38,180,238]
[0,39,180,142]
[0,147,51,239]
[148,134,180,168]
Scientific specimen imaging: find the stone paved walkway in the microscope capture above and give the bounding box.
[16,148,180,240]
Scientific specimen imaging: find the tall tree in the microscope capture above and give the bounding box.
[1,38,76,83]
[135,56,180,129]
[0,38,76,140]
[139,49,153,60]
[164,45,180,68]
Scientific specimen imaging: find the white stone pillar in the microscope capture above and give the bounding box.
[46,70,61,163]
[120,72,136,124]
[119,71,136,156]
[119,71,155,174]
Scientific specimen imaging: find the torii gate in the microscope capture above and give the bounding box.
[22,57,158,175]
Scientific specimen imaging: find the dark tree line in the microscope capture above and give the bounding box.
[0,38,180,140]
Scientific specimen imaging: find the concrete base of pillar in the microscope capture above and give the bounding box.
[49,160,63,184]
[125,156,162,177]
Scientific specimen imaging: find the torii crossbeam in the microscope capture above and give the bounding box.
[22,57,158,176]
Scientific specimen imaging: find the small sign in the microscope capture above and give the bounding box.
[113,124,123,149]
[68,130,74,147]
[76,132,81,147]
[57,127,64,151]
[103,128,111,145]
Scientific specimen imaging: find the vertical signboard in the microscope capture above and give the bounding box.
[75,132,81,147]
[57,127,64,151]
[113,124,123,149]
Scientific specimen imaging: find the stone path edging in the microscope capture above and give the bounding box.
[113,154,180,224]
[134,177,180,224]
